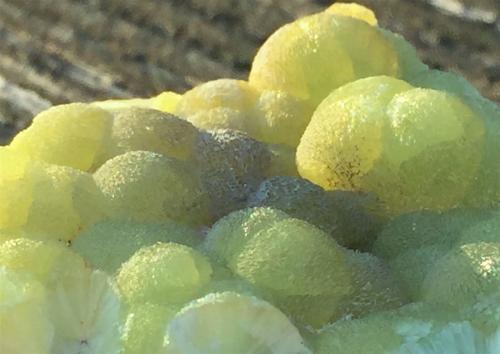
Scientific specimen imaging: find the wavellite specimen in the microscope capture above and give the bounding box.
[164,292,312,354]
[0,267,53,354]
[203,207,291,266]
[373,207,500,302]
[9,103,113,171]
[175,79,313,148]
[339,250,405,318]
[204,207,402,327]
[296,76,485,215]
[247,176,380,249]
[380,29,428,79]
[116,243,212,306]
[204,208,353,327]
[72,219,202,274]
[0,149,107,243]
[387,245,451,301]
[409,69,500,208]
[422,242,500,309]
[194,129,271,219]
[121,303,177,354]
[326,2,378,25]
[94,91,181,114]
[24,164,107,241]
[3,2,500,353]
[0,148,38,231]
[98,108,200,164]
[94,151,210,225]
[266,144,299,177]
[0,239,87,284]
[311,302,500,354]
[373,208,495,260]
[249,4,425,108]
[465,289,500,338]
[0,239,122,354]
[175,79,259,133]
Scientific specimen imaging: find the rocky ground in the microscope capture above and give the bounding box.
[0,0,498,144]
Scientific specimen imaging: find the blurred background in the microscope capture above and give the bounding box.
[0,0,498,144]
